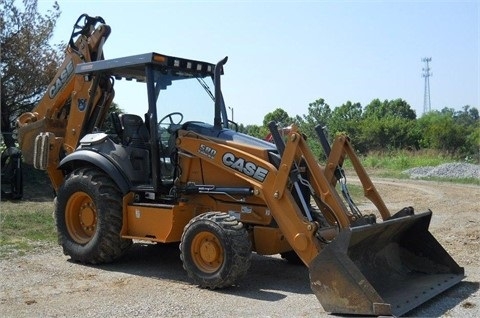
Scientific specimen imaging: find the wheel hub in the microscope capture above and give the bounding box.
[65,191,97,244]
[192,231,223,273]
[200,239,219,263]
[79,202,95,229]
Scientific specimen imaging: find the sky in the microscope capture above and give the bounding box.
[38,0,479,126]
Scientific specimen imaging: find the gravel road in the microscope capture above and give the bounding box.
[1,177,479,317]
[403,162,480,179]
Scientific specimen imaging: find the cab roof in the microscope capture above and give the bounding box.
[75,52,217,82]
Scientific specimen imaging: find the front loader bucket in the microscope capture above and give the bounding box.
[309,211,464,316]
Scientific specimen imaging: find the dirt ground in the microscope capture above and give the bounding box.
[0,178,479,317]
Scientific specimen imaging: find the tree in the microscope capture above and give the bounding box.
[296,98,332,131]
[363,98,416,120]
[360,98,418,152]
[453,105,479,127]
[1,0,62,147]
[418,106,480,157]
[417,110,464,154]
[296,98,332,158]
[243,124,266,139]
[454,106,479,157]
[465,125,480,161]
[262,108,293,127]
[329,101,363,135]
[359,117,419,151]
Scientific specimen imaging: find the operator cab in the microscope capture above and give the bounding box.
[77,52,275,200]
[76,53,233,197]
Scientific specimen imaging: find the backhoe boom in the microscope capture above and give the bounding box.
[16,15,112,190]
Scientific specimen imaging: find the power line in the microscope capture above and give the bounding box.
[422,57,432,113]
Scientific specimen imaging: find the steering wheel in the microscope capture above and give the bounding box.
[158,112,184,158]
[158,112,184,127]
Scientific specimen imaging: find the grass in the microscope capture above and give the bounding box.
[1,163,56,257]
[414,175,480,185]
[0,200,56,258]
[360,149,453,170]
[347,150,479,183]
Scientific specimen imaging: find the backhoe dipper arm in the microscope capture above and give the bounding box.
[16,14,112,191]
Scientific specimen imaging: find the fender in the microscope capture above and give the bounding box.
[59,150,131,194]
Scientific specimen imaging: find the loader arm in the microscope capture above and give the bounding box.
[176,125,358,265]
[16,15,113,190]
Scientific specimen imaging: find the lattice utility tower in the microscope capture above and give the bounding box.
[422,57,432,113]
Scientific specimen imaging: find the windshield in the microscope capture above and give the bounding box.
[113,75,216,126]
[156,76,215,125]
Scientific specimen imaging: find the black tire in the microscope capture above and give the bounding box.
[55,167,132,264]
[1,147,23,200]
[180,212,251,289]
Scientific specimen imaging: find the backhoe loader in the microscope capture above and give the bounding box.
[16,14,464,316]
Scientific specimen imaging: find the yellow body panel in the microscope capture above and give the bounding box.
[122,203,195,242]
[253,226,292,255]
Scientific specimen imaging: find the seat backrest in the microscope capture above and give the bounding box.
[109,112,123,138]
[119,114,150,148]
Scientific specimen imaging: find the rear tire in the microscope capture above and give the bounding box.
[180,212,251,289]
[55,167,132,264]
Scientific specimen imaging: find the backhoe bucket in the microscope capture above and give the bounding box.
[309,211,464,316]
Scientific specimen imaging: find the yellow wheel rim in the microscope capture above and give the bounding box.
[65,191,97,244]
[191,231,223,273]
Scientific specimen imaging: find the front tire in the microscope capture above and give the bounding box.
[55,167,132,264]
[180,212,251,289]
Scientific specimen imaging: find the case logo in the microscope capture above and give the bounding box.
[222,152,268,182]
[49,60,74,98]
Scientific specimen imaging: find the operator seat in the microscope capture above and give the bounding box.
[119,114,150,148]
